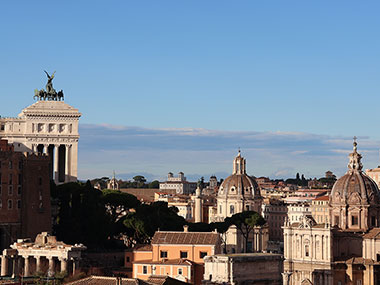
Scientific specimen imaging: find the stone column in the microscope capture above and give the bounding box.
[1,256,8,276]
[12,256,19,278]
[43,144,48,154]
[65,145,70,183]
[35,256,41,273]
[282,272,291,285]
[60,258,68,273]
[72,258,79,275]
[54,144,59,183]
[23,256,30,277]
[48,257,54,277]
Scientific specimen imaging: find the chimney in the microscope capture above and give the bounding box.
[183,225,189,232]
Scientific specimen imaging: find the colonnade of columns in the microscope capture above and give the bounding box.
[31,143,72,183]
[0,254,78,277]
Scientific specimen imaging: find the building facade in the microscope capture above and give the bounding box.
[0,232,86,277]
[0,100,81,183]
[159,172,197,195]
[0,139,51,251]
[126,227,221,284]
[203,253,283,285]
[283,141,380,285]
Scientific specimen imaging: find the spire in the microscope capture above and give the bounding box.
[233,149,246,175]
[348,137,363,172]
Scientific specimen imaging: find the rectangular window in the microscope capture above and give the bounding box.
[8,200,12,210]
[0,124,4,131]
[372,216,376,227]
[178,268,183,275]
[8,161,12,169]
[9,174,12,185]
[18,174,22,185]
[160,251,168,258]
[38,177,42,186]
[17,186,21,195]
[352,215,358,226]
[126,256,130,262]
[8,186,13,195]
[17,200,21,209]
[334,215,339,226]
[180,251,188,258]
[143,265,147,274]
[18,161,22,170]
[199,251,207,259]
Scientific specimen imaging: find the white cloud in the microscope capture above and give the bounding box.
[77,124,380,181]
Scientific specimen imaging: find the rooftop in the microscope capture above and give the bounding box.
[152,231,219,245]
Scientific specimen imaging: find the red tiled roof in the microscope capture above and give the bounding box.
[65,276,139,285]
[151,231,219,245]
[314,196,330,201]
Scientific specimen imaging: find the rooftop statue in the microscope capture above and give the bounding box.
[34,70,64,101]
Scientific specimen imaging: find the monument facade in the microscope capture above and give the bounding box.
[0,72,81,183]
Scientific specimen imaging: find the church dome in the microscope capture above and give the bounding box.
[330,140,380,207]
[330,139,380,231]
[218,151,261,201]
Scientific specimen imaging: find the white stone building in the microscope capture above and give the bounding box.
[159,172,197,194]
[0,232,86,278]
[203,253,283,284]
[0,100,81,183]
[283,140,380,285]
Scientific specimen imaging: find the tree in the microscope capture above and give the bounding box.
[123,201,186,245]
[133,176,146,183]
[210,221,232,253]
[188,222,213,232]
[148,180,159,189]
[227,211,266,253]
[102,189,140,224]
[52,181,112,248]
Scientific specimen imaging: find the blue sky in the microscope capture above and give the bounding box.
[1,1,380,180]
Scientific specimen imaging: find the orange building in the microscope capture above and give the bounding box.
[125,226,221,284]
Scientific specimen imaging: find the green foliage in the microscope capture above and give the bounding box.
[226,211,266,253]
[53,181,112,248]
[133,175,147,183]
[119,176,159,189]
[53,182,185,249]
[148,180,160,189]
[123,201,186,244]
[188,222,213,232]
[102,189,140,221]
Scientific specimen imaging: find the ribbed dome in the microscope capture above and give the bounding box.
[330,140,380,206]
[330,171,380,206]
[217,151,261,200]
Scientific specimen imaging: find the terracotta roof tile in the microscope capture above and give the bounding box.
[363,228,380,239]
[151,231,219,245]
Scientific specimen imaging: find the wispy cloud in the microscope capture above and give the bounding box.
[78,124,380,181]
